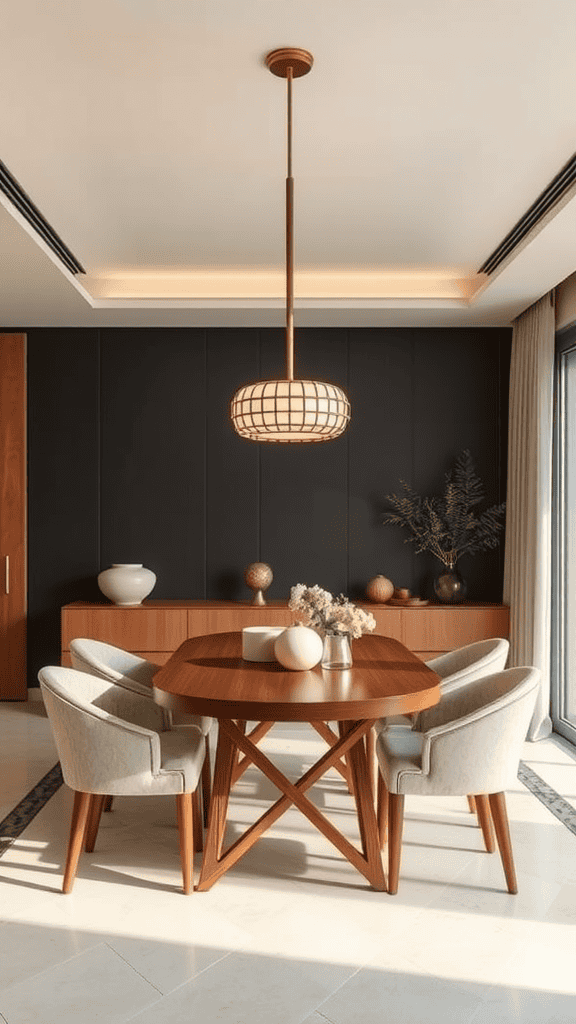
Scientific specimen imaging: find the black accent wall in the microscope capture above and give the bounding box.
[27,326,511,686]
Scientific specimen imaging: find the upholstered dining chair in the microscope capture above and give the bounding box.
[376,637,510,825]
[70,638,213,823]
[38,665,205,894]
[378,638,510,734]
[376,665,540,895]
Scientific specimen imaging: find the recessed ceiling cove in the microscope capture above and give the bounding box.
[1,0,576,328]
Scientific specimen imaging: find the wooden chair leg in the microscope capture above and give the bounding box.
[467,795,477,814]
[192,787,203,853]
[473,794,495,853]
[176,792,194,894]
[63,791,92,894]
[488,791,518,894]
[201,735,212,828]
[377,774,389,849]
[387,793,405,895]
[84,794,106,853]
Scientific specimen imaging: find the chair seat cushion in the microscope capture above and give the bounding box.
[374,714,413,735]
[172,713,213,735]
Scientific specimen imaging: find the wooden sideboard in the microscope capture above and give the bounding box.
[61,599,510,666]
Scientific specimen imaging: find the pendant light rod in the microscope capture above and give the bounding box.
[230,48,350,444]
[286,65,294,380]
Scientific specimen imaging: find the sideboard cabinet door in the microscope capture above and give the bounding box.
[61,601,510,666]
[61,604,187,654]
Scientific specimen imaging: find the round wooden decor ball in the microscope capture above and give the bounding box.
[366,575,394,603]
[274,626,323,671]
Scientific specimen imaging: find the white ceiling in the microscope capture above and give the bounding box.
[1,0,576,328]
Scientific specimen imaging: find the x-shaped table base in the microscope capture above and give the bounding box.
[196,717,386,892]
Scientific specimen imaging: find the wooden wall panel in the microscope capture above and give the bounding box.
[0,335,26,698]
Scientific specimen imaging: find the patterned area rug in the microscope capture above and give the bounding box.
[1,760,575,860]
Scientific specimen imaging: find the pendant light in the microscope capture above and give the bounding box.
[231,48,351,443]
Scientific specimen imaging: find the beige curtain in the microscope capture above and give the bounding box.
[503,292,555,740]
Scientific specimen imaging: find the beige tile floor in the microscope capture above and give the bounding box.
[1,696,575,1024]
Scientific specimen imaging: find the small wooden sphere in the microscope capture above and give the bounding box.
[244,562,273,590]
[366,575,394,604]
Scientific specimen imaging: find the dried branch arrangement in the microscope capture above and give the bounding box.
[382,450,506,568]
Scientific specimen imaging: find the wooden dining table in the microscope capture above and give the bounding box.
[152,631,441,892]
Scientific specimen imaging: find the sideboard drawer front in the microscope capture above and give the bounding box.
[402,606,510,653]
[188,606,293,636]
[61,607,188,652]
[361,607,403,642]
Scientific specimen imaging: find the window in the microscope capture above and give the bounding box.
[552,328,576,746]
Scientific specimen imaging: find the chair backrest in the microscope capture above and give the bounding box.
[70,637,157,695]
[419,666,540,795]
[425,638,509,695]
[38,666,162,794]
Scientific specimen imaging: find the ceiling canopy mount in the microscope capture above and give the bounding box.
[265,47,314,79]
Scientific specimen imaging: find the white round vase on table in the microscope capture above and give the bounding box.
[274,626,323,671]
[97,563,156,606]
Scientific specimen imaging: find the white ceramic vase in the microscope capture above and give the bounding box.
[274,625,323,671]
[97,563,156,606]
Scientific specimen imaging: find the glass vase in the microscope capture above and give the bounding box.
[433,563,467,604]
[321,633,353,670]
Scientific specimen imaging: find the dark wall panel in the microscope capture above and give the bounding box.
[348,329,414,599]
[259,328,349,598]
[411,330,510,600]
[27,329,100,683]
[206,329,260,599]
[26,325,511,686]
[100,329,206,598]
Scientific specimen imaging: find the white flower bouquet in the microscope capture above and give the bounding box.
[288,584,376,640]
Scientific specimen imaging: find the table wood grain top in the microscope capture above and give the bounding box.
[152,631,441,722]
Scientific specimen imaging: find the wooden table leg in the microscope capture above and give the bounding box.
[310,721,353,788]
[231,721,275,785]
[345,723,386,891]
[197,717,385,892]
[197,722,238,890]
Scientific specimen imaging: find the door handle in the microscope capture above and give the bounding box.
[4,555,8,595]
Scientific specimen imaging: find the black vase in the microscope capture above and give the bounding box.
[434,564,467,604]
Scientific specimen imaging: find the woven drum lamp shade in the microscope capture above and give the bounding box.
[231,379,350,442]
[230,48,351,444]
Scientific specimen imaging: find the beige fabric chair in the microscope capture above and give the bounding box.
[376,666,540,894]
[69,638,213,822]
[376,638,510,822]
[378,638,510,733]
[39,665,205,894]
